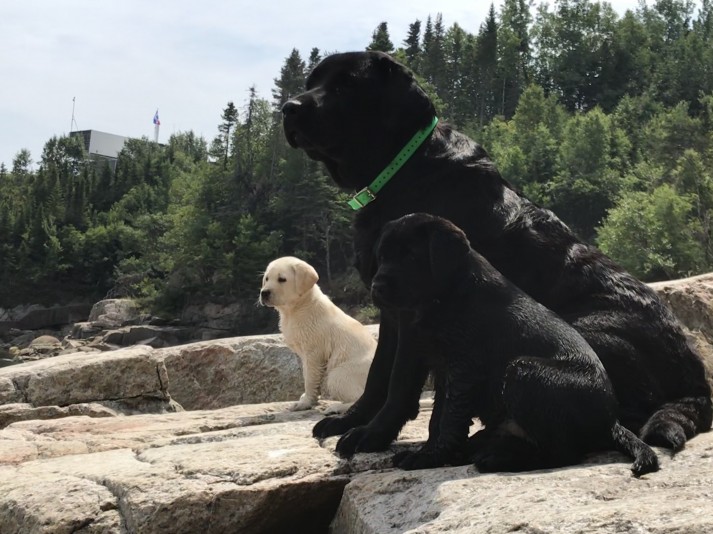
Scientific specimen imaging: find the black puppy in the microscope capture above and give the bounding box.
[282,51,711,457]
[372,213,658,476]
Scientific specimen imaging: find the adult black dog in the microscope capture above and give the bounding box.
[281,51,712,458]
[373,213,658,476]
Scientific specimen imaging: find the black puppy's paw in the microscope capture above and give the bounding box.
[313,413,360,439]
[336,425,393,457]
[472,451,507,472]
[393,450,446,470]
[470,434,543,473]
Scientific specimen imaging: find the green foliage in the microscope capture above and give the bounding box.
[597,185,704,280]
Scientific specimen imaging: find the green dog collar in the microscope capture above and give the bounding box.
[348,116,439,210]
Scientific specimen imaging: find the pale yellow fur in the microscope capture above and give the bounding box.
[259,256,376,413]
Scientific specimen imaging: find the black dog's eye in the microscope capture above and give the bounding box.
[403,246,419,260]
[278,276,287,283]
[333,74,357,95]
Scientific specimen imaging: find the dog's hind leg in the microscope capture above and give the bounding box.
[313,315,399,439]
[323,359,372,405]
[472,357,615,472]
[640,396,713,451]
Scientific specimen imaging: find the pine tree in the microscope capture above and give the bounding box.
[498,0,532,118]
[422,14,447,92]
[272,48,307,110]
[443,23,470,126]
[217,102,239,169]
[403,20,422,71]
[307,48,322,73]
[367,22,395,53]
[473,4,499,125]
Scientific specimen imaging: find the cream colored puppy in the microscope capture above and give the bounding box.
[259,256,376,413]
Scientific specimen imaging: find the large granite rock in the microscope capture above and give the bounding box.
[88,299,142,329]
[0,303,92,334]
[651,273,713,387]
[0,335,306,424]
[0,346,170,410]
[159,336,304,410]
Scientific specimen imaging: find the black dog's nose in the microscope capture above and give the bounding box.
[281,99,301,115]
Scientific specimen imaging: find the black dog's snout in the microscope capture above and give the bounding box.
[281,99,302,115]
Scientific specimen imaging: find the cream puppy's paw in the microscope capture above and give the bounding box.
[322,402,352,414]
[291,394,318,411]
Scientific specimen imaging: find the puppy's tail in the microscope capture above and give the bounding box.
[611,421,659,477]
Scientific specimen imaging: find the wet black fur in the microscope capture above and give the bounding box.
[374,213,658,476]
[281,51,712,458]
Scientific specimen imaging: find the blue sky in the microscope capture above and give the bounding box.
[0,0,642,170]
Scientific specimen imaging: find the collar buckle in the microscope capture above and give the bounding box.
[348,187,376,210]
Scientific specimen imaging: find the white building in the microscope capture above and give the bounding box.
[71,130,129,170]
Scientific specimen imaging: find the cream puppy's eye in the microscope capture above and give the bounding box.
[278,276,287,283]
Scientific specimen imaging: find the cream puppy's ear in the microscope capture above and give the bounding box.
[293,261,319,295]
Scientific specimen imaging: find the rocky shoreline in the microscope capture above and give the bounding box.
[0,274,711,532]
[0,298,277,365]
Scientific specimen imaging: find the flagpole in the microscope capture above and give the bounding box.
[70,97,77,133]
[153,109,160,143]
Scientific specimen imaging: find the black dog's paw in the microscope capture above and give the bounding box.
[335,425,392,457]
[313,413,360,439]
[631,449,660,478]
[640,410,694,452]
[393,450,447,470]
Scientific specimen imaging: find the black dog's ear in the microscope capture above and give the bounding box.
[374,53,398,77]
[428,223,471,291]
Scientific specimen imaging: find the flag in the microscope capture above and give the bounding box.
[153,110,160,126]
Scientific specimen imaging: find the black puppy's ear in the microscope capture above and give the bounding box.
[428,223,471,291]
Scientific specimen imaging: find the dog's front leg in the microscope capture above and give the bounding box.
[335,316,429,457]
[313,312,399,438]
[292,355,326,411]
[394,362,474,469]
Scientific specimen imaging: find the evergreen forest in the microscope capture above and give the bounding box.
[2,0,713,323]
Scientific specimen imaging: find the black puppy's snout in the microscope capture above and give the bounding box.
[371,275,391,300]
[281,99,302,115]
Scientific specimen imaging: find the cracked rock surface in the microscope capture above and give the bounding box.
[0,401,431,533]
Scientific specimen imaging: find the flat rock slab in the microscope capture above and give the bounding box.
[0,400,431,533]
[333,427,713,534]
